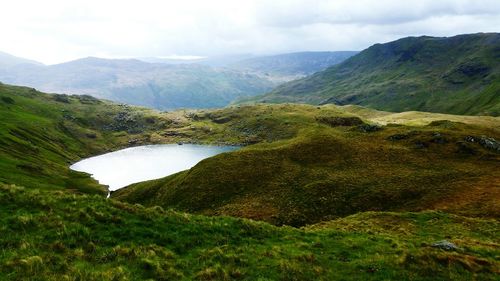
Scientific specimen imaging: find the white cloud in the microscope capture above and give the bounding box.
[0,0,498,64]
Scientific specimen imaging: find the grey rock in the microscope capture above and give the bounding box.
[431,132,447,144]
[358,124,382,133]
[478,136,500,152]
[465,135,500,152]
[431,240,459,251]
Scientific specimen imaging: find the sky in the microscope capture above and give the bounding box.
[1,0,499,64]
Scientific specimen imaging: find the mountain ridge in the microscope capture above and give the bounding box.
[0,51,356,110]
[228,51,358,82]
[0,51,44,68]
[250,33,500,116]
[0,57,274,110]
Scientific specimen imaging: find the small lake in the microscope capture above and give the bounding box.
[70,144,238,191]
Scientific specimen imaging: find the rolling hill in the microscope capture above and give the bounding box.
[112,104,500,226]
[250,33,500,116]
[0,83,499,280]
[0,82,175,194]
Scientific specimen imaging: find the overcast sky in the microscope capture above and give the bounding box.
[1,0,499,64]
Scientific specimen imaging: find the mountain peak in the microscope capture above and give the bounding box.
[0,51,44,68]
[254,33,500,116]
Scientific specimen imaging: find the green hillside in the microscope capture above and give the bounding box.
[250,33,500,116]
[1,83,499,280]
[113,104,500,226]
[0,83,174,194]
[2,184,499,280]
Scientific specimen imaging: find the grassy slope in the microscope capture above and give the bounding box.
[113,104,500,226]
[0,83,176,194]
[1,84,499,280]
[250,33,500,116]
[0,84,322,196]
[1,184,498,281]
[341,104,500,129]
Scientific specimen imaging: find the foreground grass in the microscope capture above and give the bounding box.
[1,184,498,281]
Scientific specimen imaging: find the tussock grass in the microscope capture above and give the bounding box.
[1,184,499,280]
[114,111,500,226]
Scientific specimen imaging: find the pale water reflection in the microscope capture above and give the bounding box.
[70,144,238,191]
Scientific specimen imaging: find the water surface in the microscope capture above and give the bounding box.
[70,144,238,191]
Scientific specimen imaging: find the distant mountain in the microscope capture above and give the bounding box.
[252,33,500,116]
[0,56,274,110]
[0,51,43,68]
[139,52,358,81]
[229,51,358,82]
[0,51,359,110]
[138,54,255,67]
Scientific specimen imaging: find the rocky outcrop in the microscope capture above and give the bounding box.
[465,136,500,152]
[431,240,459,251]
[316,116,364,127]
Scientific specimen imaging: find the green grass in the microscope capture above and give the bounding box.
[1,184,498,280]
[0,83,172,194]
[114,109,500,226]
[0,83,499,280]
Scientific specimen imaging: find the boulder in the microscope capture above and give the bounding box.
[464,135,500,152]
[431,240,459,251]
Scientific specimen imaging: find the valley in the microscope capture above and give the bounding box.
[0,80,498,280]
[0,51,356,110]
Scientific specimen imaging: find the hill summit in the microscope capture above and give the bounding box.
[252,33,500,116]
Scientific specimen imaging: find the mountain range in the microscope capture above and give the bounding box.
[0,51,355,110]
[2,33,498,116]
[251,33,500,116]
[228,51,358,82]
[0,51,43,68]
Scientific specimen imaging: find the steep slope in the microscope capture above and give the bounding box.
[0,83,175,194]
[229,51,358,82]
[0,57,275,110]
[113,104,500,226]
[252,33,500,116]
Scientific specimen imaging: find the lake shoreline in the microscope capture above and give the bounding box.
[70,143,240,195]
